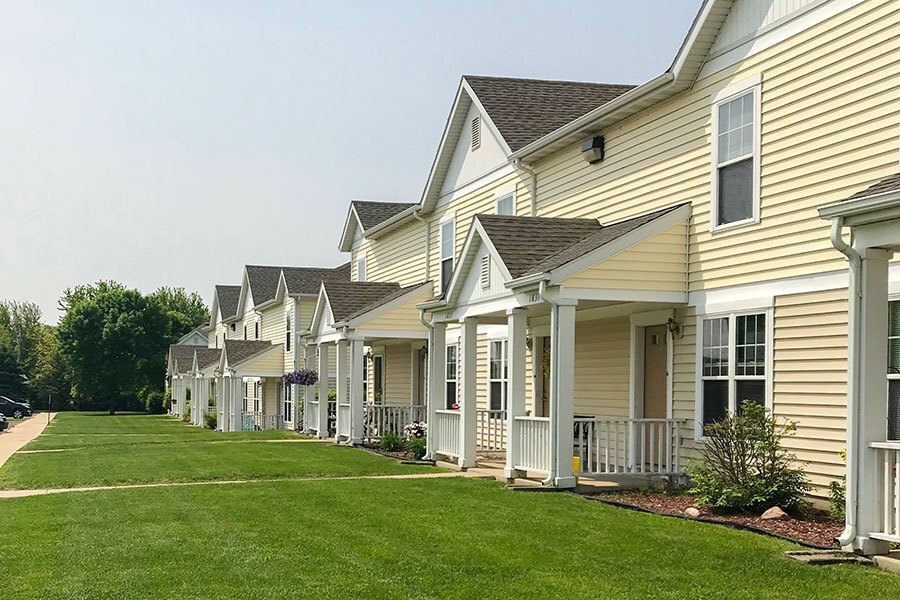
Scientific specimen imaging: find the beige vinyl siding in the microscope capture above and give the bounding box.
[773,288,849,497]
[357,295,430,333]
[672,306,700,456]
[572,317,631,418]
[531,0,899,290]
[355,219,427,287]
[384,343,412,406]
[474,333,536,413]
[563,223,689,292]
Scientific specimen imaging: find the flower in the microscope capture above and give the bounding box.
[403,420,427,439]
[282,369,319,386]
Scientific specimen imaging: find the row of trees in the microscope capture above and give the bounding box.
[0,283,208,414]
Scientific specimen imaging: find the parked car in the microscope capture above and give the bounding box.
[0,396,32,419]
[0,415,7,431]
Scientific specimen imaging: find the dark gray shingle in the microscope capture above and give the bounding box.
[321,281,402,322]
[168,344,205,372]
[245,266,284,305]
[352,201,417,230]
[223,340,280,367]
[215,285,241,320]
[195,348,222,369]
[846,173,900,201]
[282,263,351,295]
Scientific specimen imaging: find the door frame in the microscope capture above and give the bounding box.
[629,309,675,420]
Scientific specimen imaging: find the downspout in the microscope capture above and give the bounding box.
[539,280,558,485]
[512,158,538,216]
[830,216,861,548]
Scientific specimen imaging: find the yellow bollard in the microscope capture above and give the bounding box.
[573,456,580,485]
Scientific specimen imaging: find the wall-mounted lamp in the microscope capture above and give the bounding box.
[666,317,683,338]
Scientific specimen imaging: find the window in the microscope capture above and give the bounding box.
[471,116,481,150]
[254,381,262,413]
[242,382,248,412]
[285,310,292,352]
[496,193,514,216]
[243,325,247,340]
[712,79,760,230]
[254,320,260,340]
[889,301,900,440]
[446,345,458,409]
[489,339,508,411]
[362,352,368,400]
[440,219,455,294]
[700,312,768,430]
[357,256,366,282]
[283,381,293,423]
[373,355,384,404]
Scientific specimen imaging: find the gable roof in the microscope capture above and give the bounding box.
[222,339,278,368]
[215,285,241,320]
[281,263,351,296]
[339,201,419,251]
[245,266,284,306]
[321,281,402,323]
[195,348,222,369]
[344,282,432,323]
[464,76,635,153]
[845,173,900,201]
[168,344,205,374]
[353,201,417,230]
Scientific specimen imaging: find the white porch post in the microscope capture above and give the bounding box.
[216,375,225,431]
[291,383,300,431]
[336,339,349,442]
[350,339,365,444]
[317,343,330,438]
[849,249,892,554]
[303,345,314,432]
[505,308,527,480]
[192,376,202,426]
[230,376,243,432]
[176,378,184,417]
[458,317,478,468]
[426,322,446,460]
[550,300,577,488]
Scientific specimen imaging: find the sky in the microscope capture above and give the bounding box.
[0,0,700,324]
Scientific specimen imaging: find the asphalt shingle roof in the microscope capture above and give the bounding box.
[464,76,636,152]
[223,340,279,367]
[846,172,900,201]
[168,344,205,372]
[475,204,686,280]
[321,281,402,322]
[282,263,351,295]
[195,348,222,369]
[344,282,431,322]
[215,285,241,320]
[352,201,417,230]
[245,266,284,306]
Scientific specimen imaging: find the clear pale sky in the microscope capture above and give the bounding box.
[0,1,700,324]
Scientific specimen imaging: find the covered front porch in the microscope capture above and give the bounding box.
[214,339,286,432]
[819,174,900,555]
[422,203,692,488]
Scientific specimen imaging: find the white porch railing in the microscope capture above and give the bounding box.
[871,442,900,543]
[433,409,461,458]
[364,405,427,441]
[573,417,685,476]
[337,403,351,439]
[241,411,281,431]
[306,400,319,433]
[476,409,507,452]
[512,416,551,474]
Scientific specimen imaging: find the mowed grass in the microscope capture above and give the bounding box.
[0,413,436,489]
[2,477,898,600]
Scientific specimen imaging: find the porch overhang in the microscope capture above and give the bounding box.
[219,341,284,378]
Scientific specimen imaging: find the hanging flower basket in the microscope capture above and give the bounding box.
[282,369,319,386]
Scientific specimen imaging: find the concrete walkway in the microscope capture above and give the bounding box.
[0,470,487,499]
[0,413,57,469]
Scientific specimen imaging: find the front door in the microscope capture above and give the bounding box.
[643,325,668,419]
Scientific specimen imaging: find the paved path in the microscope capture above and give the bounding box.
[0,470,488,499]
[0,413,57,469]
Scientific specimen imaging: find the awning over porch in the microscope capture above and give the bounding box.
[218,339,283,377]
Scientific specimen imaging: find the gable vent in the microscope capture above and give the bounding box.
[471,116,481,150]
[480,255,491,289]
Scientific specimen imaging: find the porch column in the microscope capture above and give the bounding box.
[849,249,892,554]
[505,308,527,480]
[291,383,300,430]
[550,300,578,489]
[426,322,447,460]
[336,339,350,442]
[349,339,365,444]
[303,345,314,432]
[317,343,330,438]
[216,375,225,431]
[458,317,478,468]
[230,376,243,432]
[193,376,202,426]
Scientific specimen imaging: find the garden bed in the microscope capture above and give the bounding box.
[599,491,841,549]
[357,444,435,466]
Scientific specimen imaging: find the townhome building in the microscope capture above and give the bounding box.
[316,0,899,555]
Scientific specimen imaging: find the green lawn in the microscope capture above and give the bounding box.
[0,413,436,489]
[1,413,897,599]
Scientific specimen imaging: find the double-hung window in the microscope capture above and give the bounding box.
[496,193,514,216]
[285,310,292,352]
[242,382,249,412]
[243,325,247,340]
[440,219,455,294]
[373,354,384,404]
[699,312,768,432]
[712,77,760,230]
[489,339,508,412]
[254,381,262,413]
[446,345,458,409]
[283,381,293,423]
[357,256,366,282]
[889,301,900,439]
[255,320,260,340]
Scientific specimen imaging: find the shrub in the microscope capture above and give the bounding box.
[163,388,172,410]
[204,412,217,430]
[688,401,809,512]
[327,389,336,402]
[144,389,165,414]
[379,433,405,452]
[181,406,191,423]
[407,437,427,460]
[830,448,847,522]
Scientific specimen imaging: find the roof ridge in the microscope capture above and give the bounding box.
[464,74,636,88]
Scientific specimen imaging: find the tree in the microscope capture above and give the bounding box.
[0,300,43,375]
[28,325,71,409]
[0,344,27,400]
[149,287,209,341]
[58,285,169,414]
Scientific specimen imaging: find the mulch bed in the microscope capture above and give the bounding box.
[601,491,842,549]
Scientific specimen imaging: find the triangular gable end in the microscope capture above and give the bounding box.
[338,204,367,252]
[306,284,338,340]
[443,218,514,308]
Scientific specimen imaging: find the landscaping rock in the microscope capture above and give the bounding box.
[684,507,701,518]
[761,506,789,520]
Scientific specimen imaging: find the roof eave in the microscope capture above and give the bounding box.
[818,191,900,226]
[364,205,420,239]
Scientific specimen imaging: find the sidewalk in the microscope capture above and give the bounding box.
[0,413,57,469]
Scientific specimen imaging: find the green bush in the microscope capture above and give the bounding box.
[407,437,427,460]
[204,412,217,430]
[379,433,405,453]
[830,448,846,522]
[181,406,191,423]
[688,401,809,512]
[144,389,166,414]
[163,388,172,410]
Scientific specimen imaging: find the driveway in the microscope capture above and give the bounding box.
[0,413,56,469]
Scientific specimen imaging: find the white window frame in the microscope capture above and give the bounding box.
[285,309,292,352]
[445,344,458,409]
[372,352,384,405]
[283,380,293,423]
[243,325,247,340]
[255,319,260,340]
[694,307,773,439]
[357,255,367,282]
[495,191,515,216]
[439,217,455,294]
[889,297,900,439]
[489,338,508,412]
[710,74,762,233]
[254,380,262,413]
